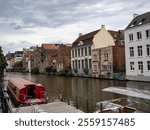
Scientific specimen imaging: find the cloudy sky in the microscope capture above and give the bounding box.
[0,0,150,54]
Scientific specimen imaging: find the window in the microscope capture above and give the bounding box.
[75,60,77,69]
[94,65,97,71]
[89,59,92,69]
[129,34,133,41]
[138,61,143,73]
[137,32,142,40]
[146,29,150,38]
[147,44,150,56]
[129,47,134,57]
[137,46,142,57]
[104,53,108,61]
[72,61,74,69]
[138,18,145,25]
[108,65,112,70]
[82,60,84,69]
[75,49,77,57]
[147,61,150,70]
[78,48,80,57]
[78,60,80,69]
[130,62,134,70]
[81,48,83,56]
[85,47,87,56]
[72,50,74,58]
[85,59,88,69]
[89,46,91,55]
[93,54,97,60]
[102,65,107,70]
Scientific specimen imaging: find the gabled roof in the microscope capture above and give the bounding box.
[58,45,71,56]
[42,43,58,50]
[126,11,150,30]
[108,30,119,39]
[15,51,23,54]
[72,29,100,47]
[72,29,123,47]
[109,30,124,46]
[5,53,15,60]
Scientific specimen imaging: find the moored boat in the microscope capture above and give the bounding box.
[7,77,48,106]
[95,98,136,113]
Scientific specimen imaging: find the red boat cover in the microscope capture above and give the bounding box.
[10,77,39,90]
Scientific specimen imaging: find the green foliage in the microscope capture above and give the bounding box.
[14,61,22,68]
[57,69,73,76]
[113,65,118,73]
[45,66,53,73]
[121,64,126,72]
[45,66,57,74]
[31,67,39,74]
[0,46,7,75]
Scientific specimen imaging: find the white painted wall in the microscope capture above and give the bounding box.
[15,57,23,62]
[125,23,150,81]
[6,60,11,69]
[92,27,115,49]
[71,44,92,75]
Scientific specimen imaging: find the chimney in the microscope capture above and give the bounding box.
[79,33,82,37]
[133,13,138,18]
[101,25,105,29]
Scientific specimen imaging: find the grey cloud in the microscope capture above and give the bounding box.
[0,0,150,30]
[0,0,150,54]
[0,0,106,28]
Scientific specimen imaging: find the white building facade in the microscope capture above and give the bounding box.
[14,51,23,63]
[125,12,150,81]
[71,25,118,77]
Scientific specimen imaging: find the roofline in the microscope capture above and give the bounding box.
[125,22,150,31]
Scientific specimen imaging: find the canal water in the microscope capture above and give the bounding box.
[2,72,150,112]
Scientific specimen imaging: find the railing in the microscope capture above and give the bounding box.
[0,83,13,113]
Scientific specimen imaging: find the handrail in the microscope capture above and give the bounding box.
[0,83,13,113]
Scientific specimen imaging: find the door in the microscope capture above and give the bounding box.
[138,61,143,74]
[28,85,35,99]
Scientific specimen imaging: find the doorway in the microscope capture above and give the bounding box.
[28,85,35,99]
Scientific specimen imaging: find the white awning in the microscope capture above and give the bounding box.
[102,86,150,100]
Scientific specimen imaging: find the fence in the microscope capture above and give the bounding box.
[0,83,13,113]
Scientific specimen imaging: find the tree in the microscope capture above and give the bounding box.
[13,61,22,68]
[0,46,7,76]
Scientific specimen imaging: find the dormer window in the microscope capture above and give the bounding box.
[130,24,134,27]
[138,18,145,25]
[138,22,142,25]
[130,21,137,28]
[78,41,83,46]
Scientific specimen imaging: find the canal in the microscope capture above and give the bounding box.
[1,72,150,112]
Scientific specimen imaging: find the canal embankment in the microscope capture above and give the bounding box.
[2,72,150,113]
[13,101,83,113]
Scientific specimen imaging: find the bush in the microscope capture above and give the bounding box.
[57,70,67,76]
[31,68,39,74]
[57,69,73,76]
[45,67,52,73]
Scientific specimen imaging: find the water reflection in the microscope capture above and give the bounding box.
[2,72,150,112]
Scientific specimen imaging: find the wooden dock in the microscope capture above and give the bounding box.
[12,101,83,113]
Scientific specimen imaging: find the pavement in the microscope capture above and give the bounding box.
[0,101,2,113]
[12,101,83,113]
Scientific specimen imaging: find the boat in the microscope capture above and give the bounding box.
[95,98,136,113]
[7,77,48,106]
[94,85,150,113]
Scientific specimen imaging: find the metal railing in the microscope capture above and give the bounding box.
[0,83,13,113]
